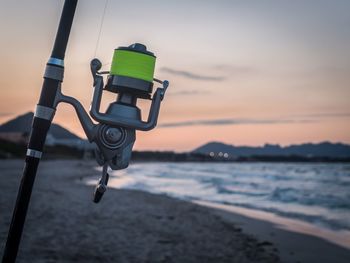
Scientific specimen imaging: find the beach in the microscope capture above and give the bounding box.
[1,160,349,262]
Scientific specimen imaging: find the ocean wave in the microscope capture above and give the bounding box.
[108,162,350,232]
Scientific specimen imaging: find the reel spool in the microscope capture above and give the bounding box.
[105,43,156,99]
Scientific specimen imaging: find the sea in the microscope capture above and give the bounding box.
[97,162,350,237]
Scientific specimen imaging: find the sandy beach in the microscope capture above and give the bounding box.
[1,160,349,262]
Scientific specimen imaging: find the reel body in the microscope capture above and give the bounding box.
[54,43,169,202]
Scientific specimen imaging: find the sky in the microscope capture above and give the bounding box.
[0,0,349,151]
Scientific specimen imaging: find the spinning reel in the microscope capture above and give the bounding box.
[54,43,169,202]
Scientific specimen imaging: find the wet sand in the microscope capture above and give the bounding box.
[197,201,350,263]
[0,160,349,262]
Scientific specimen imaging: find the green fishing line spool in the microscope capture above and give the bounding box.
[105,43,156,99]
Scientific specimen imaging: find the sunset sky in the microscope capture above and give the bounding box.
[0,0,349,151]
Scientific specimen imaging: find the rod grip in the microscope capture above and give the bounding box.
[1,158,40,262]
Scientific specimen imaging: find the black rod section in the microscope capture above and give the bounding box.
[2,1,78,262]
[51,0,78,59]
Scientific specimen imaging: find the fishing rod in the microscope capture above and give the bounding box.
[2,0,169,262]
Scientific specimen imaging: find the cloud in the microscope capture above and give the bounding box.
[168,89,211,96]
[158,111,350,128]
[161,67,225,81]
[159,118,313,128]
[213,64,259,75]
[298,112,350,118]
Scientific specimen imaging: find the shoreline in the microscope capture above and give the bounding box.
[194,200,350,250]
[1,160,350,262]
[93,161,350,251]
[195,200,350,263]
[91,166,350,250]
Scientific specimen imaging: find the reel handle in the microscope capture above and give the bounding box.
[93,181,107,203]
[92,164,109,203]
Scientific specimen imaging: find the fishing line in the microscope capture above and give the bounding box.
[93,0,109,58]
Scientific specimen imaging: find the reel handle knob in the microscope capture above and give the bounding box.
[92,182,107,203]
[92,164,109,203]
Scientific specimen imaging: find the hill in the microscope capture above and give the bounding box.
[0,112,81,140]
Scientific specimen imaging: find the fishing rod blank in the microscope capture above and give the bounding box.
[1,1,78,262]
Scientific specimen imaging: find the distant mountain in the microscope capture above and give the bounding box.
[0,112,81,140]
[194,141,350,158]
